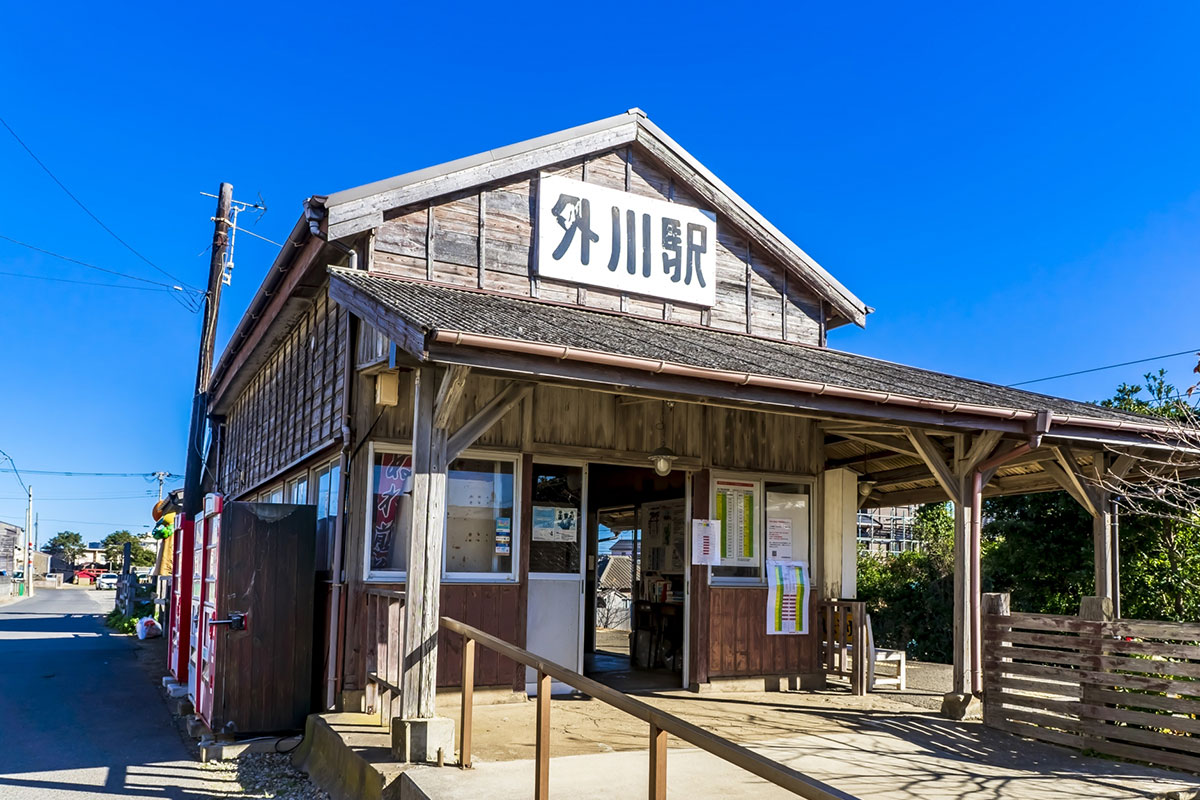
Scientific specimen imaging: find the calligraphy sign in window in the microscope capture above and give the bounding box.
[536,174,718,307]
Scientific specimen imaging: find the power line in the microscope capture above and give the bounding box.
[0,449,27,494]
[0,233,204,305]
[1010,347,1200,387]
[0,493,155,501]
[0,467,180,479]
[0,114,201,295]
[0,269,178,293]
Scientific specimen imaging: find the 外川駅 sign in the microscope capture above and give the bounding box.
[536,174,717,307]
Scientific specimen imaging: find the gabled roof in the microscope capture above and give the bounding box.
[328,267,1170,446]
[312,109,870,328]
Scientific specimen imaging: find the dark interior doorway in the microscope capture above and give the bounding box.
[584,464,687,692]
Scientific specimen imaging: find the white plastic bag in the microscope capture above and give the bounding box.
[136,617,163,640]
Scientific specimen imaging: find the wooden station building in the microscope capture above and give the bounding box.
[201,109,1176,725]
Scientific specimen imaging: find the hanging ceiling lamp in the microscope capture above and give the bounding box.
[649,401,678,477]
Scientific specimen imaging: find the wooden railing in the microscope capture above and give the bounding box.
[442,616,858,800]
[817,599,868,696]
[364,588,405,730]
[983,592,1200,774]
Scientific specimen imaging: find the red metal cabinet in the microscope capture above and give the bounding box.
[167,514,195,683]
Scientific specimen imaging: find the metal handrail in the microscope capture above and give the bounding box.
[442,615,858,800]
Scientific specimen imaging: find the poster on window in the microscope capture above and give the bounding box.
[532,506,578,542]
[495,517,512,556]
[715,480,756,567]
[767,560,810,635]
[691,519,720,566]
[370,453,412,570]
[767,518,792,560]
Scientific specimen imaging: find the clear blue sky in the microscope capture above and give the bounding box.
[3,3,1199,543]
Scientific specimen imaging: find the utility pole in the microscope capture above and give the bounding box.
[183,183,232,520]
[23,485,32,597]
[154,471,168,502]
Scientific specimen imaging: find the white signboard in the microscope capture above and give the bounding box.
[536,173,717,307]
[691,519,720,566]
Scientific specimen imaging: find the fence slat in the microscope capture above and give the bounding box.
[984,598,1200,775]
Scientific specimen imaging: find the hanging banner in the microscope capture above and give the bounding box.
[536,174,718,307]
[370,453,412,570]
[767,561,810,635]
[691,519,720,566]
[715,479,756,567]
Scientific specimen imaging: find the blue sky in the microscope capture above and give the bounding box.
[2,3,1199,542]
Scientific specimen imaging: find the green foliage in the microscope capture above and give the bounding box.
[42,531,85,564]
[1101,369,1192,420]
[105,601,156,634]
[102,530,155,569]
[857,503,956,662]
[982,493,1094,614]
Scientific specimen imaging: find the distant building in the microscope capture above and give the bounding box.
[0,521,22,574]
[857,506,919,554]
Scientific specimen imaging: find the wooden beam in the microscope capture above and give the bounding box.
[861,463,937,488]
[433,365,471,430]
[1051,446,1100,517]
[1043,460,1098,518]
[825,449,897,469]
[906,428,959,501]
[445,382,533,462]
[960,430,1004,475]
[834,432,920,458]
[1110,449,1142,481]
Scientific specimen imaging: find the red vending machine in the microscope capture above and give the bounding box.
[193,493,222,717]
[167,512,195,684]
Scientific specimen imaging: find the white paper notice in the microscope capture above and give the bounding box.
[691,519,720,566]
[767,518,792,560]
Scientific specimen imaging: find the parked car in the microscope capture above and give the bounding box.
[95,573,118,590]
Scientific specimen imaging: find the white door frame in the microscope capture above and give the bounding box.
[527,459,588,689]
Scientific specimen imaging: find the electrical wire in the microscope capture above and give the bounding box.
[1009,347,1200,387]
[0,114,201,295]
[0,468,180,478]
[0,269,178,293]
[0,449,27,494]
[0,233,203,304]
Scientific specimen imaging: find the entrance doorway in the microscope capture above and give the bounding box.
[584,464,687,692]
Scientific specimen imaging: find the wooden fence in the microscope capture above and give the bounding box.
[983,592,1200,774]
[364,588,405,730]
[818,599,868,696]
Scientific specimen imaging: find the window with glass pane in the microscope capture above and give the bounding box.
[368,450,411,574]
[287,477,308,505]
[764,483,810,564]
[444,457,515,576]
[313,461,340,571]
[530,464,582,574]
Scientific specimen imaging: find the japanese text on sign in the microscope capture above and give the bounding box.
[536,174,718,307]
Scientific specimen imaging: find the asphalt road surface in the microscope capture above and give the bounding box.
[0,588,237,799]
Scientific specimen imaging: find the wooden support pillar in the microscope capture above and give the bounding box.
[951,469,973,697]
[687,468,711,689]
[1093,498,1115,601]
[402,365,448,721]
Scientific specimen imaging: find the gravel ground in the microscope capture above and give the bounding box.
[200,754,329,800]
[873,660,954,711]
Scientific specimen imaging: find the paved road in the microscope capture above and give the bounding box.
[0,588,235,799]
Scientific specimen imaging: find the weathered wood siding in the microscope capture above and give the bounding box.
[219,289,347,498]
[339,369,823,691]
[370,144,825,345]
[707,588,819,678]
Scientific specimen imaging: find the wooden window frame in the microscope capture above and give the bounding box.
[708,472,814,588]
[363,442,522,585]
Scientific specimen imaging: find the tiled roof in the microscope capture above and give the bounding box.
[329,269,1150,426]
